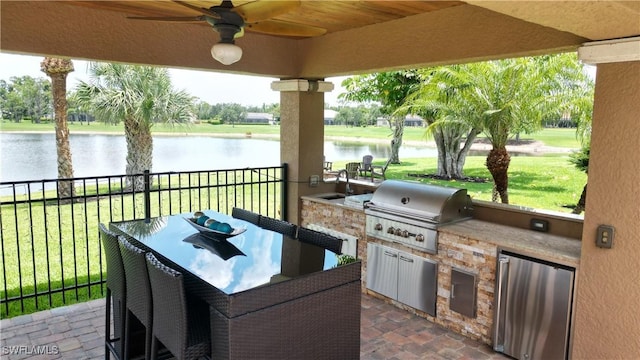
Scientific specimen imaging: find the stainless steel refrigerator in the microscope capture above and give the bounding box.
[493,251,575,360]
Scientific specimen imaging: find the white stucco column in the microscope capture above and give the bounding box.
[572,37,640,359]
[271,79,334,224]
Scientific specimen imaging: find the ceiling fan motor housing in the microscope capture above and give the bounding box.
[210,5,244,43]
[215,23,242,43]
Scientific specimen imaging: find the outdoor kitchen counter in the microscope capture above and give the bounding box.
[440,219,581,268]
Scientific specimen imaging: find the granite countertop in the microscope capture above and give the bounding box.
[440,219,582,268]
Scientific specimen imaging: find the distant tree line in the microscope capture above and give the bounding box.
[0,76,51,122]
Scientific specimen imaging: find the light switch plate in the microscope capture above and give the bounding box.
[309,175,320,187]
[596,224,614,248]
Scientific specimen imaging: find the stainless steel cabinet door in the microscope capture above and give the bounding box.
[398,252,437,316]
[495,253,574,360]
[366,243,398,299]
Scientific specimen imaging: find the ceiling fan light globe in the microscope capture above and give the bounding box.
[211,43,243,65]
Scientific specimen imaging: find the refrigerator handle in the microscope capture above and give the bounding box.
[493,255,510,352]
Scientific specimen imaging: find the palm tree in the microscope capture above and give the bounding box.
[568,77,595,214]
[405,54,588,203]
[40,57,75,199]
[74,63,194,190]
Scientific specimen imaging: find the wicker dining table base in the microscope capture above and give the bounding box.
[210,279,360,360]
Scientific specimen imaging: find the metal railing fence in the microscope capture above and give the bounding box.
[0,165,287,318]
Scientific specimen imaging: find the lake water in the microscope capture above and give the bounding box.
[0,133,438,183]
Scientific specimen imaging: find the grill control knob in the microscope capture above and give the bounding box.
[387,227,395,234]
[374,223,383,231]
[416,234,425,242]
[401,230,409,238]
[394,228,402,236]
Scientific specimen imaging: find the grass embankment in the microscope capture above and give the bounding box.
[0,120,581,149]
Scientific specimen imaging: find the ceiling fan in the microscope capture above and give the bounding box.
[129,0,326,65]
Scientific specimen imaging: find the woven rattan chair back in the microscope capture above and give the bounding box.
[259,216,298,237]
[118,237,152,360]
[297,227,343,255]
[145,253,211,360]
[99,223,126,360]
[101,224,125,304]
[231,207,261,225]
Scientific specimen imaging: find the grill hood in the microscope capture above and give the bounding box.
[366,180,473,225]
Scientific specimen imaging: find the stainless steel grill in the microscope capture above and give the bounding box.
[365,180,473,253]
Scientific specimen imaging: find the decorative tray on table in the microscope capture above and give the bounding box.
[184,217,246,240]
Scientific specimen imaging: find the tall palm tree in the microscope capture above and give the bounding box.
[40,57,75,199]
[473,55,589,204]
[74,63,194,190]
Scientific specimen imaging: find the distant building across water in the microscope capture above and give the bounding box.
[244,112,275,125]
[376,115,424,127]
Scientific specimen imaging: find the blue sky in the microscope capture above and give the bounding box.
[0,52,348,107]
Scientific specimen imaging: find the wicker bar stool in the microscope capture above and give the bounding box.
[99,224,126,360]
[258,216,298,237]
[145,253,211,360]
[297,227,344,255]
[118,237,153,360]
[231,207,261,225]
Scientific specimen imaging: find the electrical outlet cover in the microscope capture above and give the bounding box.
[596,224,614,248]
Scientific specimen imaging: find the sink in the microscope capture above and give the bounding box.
[317,193,346,200]
[312,193,372,209]
[313,193,346,204]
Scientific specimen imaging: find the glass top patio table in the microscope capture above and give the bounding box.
[110,210,339,295]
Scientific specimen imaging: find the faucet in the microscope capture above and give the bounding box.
[336,169,353,196]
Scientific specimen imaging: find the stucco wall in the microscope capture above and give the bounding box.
[572,61,640,358]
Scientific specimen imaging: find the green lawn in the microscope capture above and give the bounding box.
[516,128,580,148]
[334,155,586,213]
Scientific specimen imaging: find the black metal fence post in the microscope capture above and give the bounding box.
[144,170,151,223]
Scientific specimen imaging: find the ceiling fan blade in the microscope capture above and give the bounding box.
[172,0,221,19]
[247,19,326,37]
[234,0,300,23]
[128,15,206,22]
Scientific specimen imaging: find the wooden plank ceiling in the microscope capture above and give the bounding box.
[69,1,465,36]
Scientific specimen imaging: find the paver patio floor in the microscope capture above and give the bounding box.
[1,293,508,359]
